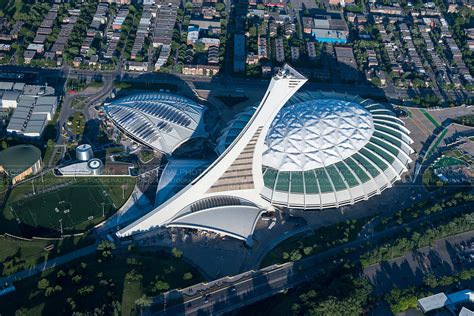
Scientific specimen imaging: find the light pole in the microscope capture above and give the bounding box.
[102,202,105,218]
[59,219,63,237]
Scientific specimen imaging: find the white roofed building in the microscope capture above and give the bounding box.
[104,93,206,155]
[116,66,413,245]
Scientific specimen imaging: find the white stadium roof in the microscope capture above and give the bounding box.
[167,204,263,242]
[263,98,374,171]
[104,93,206,155]
[218,91,414,209]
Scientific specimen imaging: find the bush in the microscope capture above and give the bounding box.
[151,279,170,293]
[172,248,183,258]
[290,250,302,262]
[37,278,49,290]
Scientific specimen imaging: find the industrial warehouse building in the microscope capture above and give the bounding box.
[0,82,57,138]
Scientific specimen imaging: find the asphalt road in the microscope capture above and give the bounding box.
[0,65,408,102]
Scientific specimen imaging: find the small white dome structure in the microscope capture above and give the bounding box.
[87,158,104,176]
[76,144,93,161]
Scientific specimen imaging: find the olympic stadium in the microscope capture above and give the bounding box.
[115,65,414,245]
[217,91,414,209]
[103,92,206,155]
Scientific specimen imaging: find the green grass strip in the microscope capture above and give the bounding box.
[420,109,441,128]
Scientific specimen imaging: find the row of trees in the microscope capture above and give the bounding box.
[63,1,98,62]
[267,219,362,266]
[361,212,474,267]
[453,115,474,127]
[377,190,474,230]
[7,243,196,314]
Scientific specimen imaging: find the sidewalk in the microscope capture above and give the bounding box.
[0,243,98,287]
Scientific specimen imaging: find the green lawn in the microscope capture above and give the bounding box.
[0,234,94,277]
[71,97,88,110]
[260,218,369,268]
[420,109,441,128]
[446,149,473,164]
[138,150,154,163]
[426,128,449,159]
[0,249,203,315]
[6,179,114,232]
[68,111,86,136]
[1,173,136,236]
[122,278,142,316]
[433,156,468,169]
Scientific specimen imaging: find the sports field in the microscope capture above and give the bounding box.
[1,175,136,235]
[6,179,114,232]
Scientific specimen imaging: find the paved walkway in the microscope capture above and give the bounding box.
[0,243,97,286]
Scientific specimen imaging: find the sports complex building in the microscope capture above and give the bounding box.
[114,65,413,245]
[103,93,206,155]
[0,144,42,184]
[217,92,414,209]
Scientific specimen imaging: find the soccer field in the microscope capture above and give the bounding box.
[7,178,116,232]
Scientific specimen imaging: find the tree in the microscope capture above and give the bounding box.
[37,278,49,290]
[126,270,143,281]
[172,247,183,258]
[194,41,206,53]
[423,273,438,288]
[183,272,193,280]
[44,286,57,297]
[77,285,95,296]
[290,250,302,261]
[97,240,116,258]
[216,3,225,11]
[135,295,152,316]
[72,275,82,284]
[152,280,170,292]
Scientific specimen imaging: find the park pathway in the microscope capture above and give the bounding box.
[0,243,98,287]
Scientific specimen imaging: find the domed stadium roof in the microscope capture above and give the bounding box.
[217,91,414,209]
[263,99,374,172]
[0,144,42,176]
[104,93,206,155]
